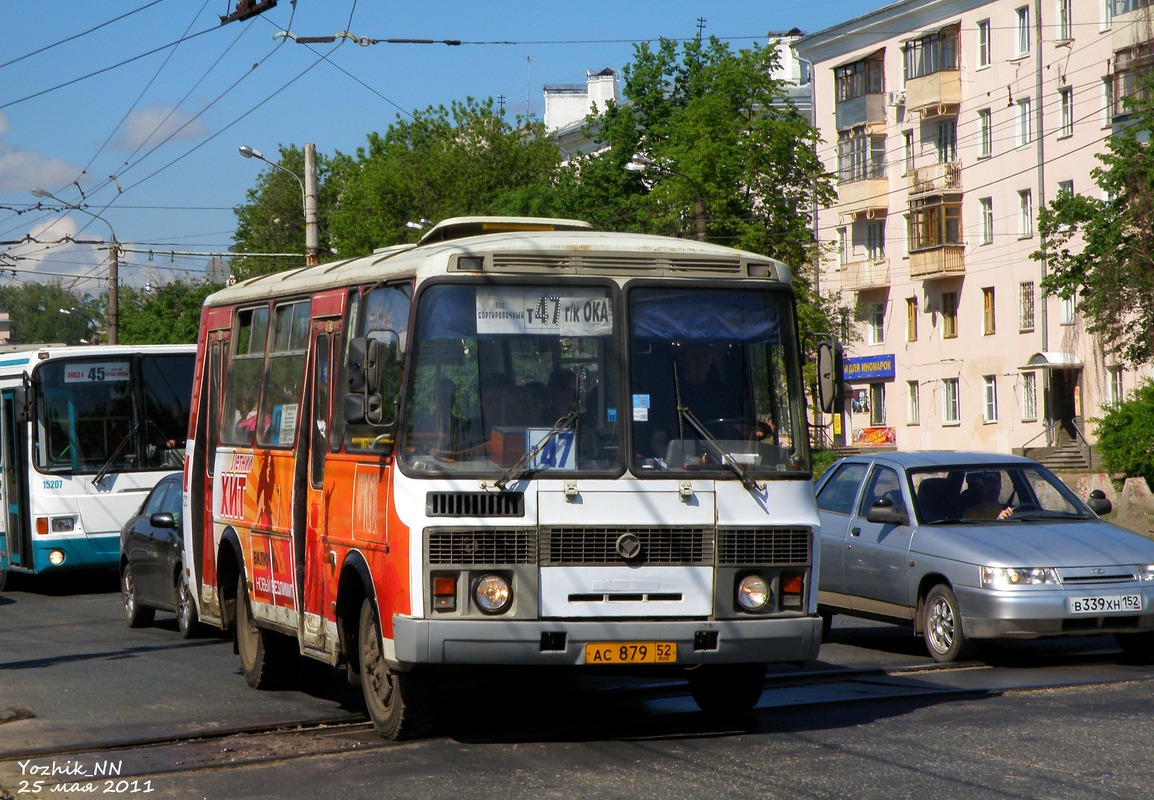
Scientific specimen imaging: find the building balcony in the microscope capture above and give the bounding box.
[835,93,887,133]
[840,258,890,290]
[910,245,965,279]
[837,177,889,219]
[908,161,962,197]
[905,70,961,117]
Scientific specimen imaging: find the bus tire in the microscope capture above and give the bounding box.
[687,663,766,716]
[122,563,155,628]
[0,568,7,593]
[236,574,294,689]
[358,598,434,740]
[176,570,201,639]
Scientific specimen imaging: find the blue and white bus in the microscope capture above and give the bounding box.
[0,344,195,590]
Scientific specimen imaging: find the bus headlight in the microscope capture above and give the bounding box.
[51,516,77,533]
[48,549,66,566]
[736,574,771,611]
[473,574,512,614]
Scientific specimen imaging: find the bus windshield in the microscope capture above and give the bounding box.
[401,282,618,474]
[400,281,808,477]
[34,353,193,474]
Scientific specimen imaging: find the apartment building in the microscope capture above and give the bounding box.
[795,0,1154,461]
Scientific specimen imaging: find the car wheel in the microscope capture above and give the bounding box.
[176,570,201,639]
[922,584,973,663]
[1115,632,1154,660]
[358,598,434,740]
[122,563,155,628]
[235,573,293,689]
[687,663,767,716]
[820,609,834,640]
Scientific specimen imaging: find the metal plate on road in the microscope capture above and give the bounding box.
[1067,594,1142,614]
[585,642,677,664]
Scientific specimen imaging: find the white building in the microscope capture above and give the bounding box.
[795,0,1154,466]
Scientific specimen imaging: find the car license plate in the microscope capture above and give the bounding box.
[585,642,677,664]
[1068,594,1143,614]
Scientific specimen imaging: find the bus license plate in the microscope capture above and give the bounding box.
[1068,594,1142,614]
[585,642,677,664]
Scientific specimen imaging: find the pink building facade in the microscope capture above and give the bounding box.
[796,0,1154,461]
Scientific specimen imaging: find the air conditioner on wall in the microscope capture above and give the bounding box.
[887,91,906,106]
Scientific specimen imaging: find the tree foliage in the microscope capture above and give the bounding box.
[1034,82,1154,366]
[117,278,220,344]
[1093,381,1154,483]
[0,282,99,345]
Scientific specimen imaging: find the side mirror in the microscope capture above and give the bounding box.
[149,512,177,529]
[344,332,400,429]
[1086,488,1112,516]
[866,496,908,526]
[347,337,380,393]
[817,339,844,415]
[12,382,30,423]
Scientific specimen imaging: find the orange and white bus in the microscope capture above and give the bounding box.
[183,217,832,739]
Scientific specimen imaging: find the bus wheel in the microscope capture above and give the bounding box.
[122,563,155,628]
[358,598,434,740]
[687,663,766,716]
[236,574,293,689]
[0,568,7,593]
[176,570,201,639]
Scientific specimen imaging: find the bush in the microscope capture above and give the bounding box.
[1095,380,1154,485]
[811,448,840,481]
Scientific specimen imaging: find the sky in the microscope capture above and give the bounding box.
[0,0,883,297]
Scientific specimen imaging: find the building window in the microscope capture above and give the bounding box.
[942,291,958,338]
[907,380,921,425]
[906,297,918,342]
[979,197,994,245]
[978,109,993,158]
[1108,366,1125,405]
[838,227,848,265]
[910,197,962,251]
[904,24,959,81]
[1016,98,1033,147]
[1102,0,1114,30]
[869,383,886,426]
[943,378,960,425]
[837,128,887,183]
[983,287,996,335]
[1058,179,1074,196]
[1016,6,1031,57]
[1113,44,1154,118]
[867,220,886,260]
[936,120,957,163]
[1057,0,1073,42]
[903,131,914,175]
[1059,87,1074,137]
[1061,292,1077,325]
[1019,281,1035,331]
[867,302,885,345]
[983,376,999,423]
[1103,76,1115,126]
[977,19,992,68]
[1022,371,1038,420]
[1018,189,1034,237]
[835,52,885,103]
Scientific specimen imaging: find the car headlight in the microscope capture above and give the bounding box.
[473,573,512,614]
[1139,565,1154,582]
[980,566,1060,588]
[736,574,771,611]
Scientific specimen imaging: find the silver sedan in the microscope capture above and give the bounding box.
[814,451,1154,662]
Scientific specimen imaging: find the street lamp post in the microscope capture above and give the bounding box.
[59,307,99,344]
[625,154,707,242]
[32,189,119,344]
[238,143,320,266]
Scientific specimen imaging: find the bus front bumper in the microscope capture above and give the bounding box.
[391,615,821,669]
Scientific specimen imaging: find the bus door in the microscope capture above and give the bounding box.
[299,313,342,652]
[0,387,30,571]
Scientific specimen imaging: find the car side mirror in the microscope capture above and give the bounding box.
[149,512,177,529]
[866,496,908,526]
[1086,488,1112,516]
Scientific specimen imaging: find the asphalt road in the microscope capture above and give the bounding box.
[3,570,1154,800]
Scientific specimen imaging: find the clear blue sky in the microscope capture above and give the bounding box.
[0,1,882,294]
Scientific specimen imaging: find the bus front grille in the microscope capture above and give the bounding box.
[426,491,525,517]
[541,527,713,566]
[427,528,537,565]
[716,527,812,566]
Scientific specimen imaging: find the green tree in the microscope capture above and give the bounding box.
[1034,80,1154,367]
[231,145,353,280]
[1093,381,1154,484]
[117,278,220,344]
[0,282,94,345]
[328,98,563,257]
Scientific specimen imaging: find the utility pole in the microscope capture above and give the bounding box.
[304,143,319,266]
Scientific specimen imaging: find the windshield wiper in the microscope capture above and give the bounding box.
[492,410,578,490]
[93,422,139,485]
[676,404,763,493]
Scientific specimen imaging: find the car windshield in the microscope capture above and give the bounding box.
[910,464,1088,524]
